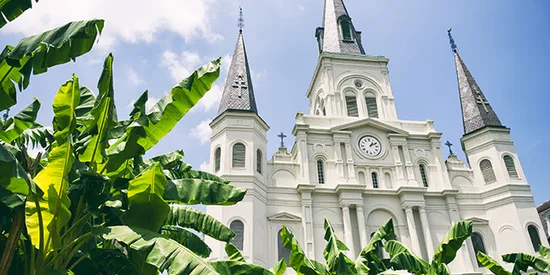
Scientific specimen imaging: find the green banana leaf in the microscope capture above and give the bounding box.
[502,252,550,274]
[0,142,30,196]
[1,20,104,111]
[16,123,53,148]
[280,226,325,275]
[225,242,245,262]
[87,248,142,275]
[0,0,38,28]
[270,259,287,275]
[161,225,211,258]
[165,203,235,242]
[432,220,472,265]
[355,218,394,275]
[79,54,117,165]
[94,225,220,275]
[123,162,169,232]
[163,179,246,205]
[539,245,550,260]
[25,75,80,251]
[210,261,275,275]
[170,160,229,183]
[477,252,512,275]
[323,219,356,274]
[129,90,148,118]
[0,97,40,142]
[75,87,96,123]
[385,240,429,274]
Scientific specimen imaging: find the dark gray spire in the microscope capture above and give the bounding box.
[449,29,504,135]
[315,0,365,55]
[217,29,257,115]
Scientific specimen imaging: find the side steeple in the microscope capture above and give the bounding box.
[448,29,504,135]
[315,0,365,55]
[217,8,257,115]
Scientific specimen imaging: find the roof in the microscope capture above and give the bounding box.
[316,0,365,55]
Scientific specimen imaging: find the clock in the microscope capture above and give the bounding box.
[358,136,382,157]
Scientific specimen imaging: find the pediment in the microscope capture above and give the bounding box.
[464,216,490,225]
[331,118,409,135]
[268,212,302,222]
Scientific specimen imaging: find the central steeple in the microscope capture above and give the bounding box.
[315,0,365,55]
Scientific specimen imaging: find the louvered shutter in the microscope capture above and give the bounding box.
[480,159,496,184]
[215,148,221,172]
[419,164,429,187]
[371,172,379,188]
[256,149,262,174]
[345,96,358,117]
[317,160,325,184]
[365,97,379,118]
[232,143,246,167]
[503,156,518,178]
[230,220,244,250]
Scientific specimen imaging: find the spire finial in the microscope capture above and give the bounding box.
[238,7,244,33]
[448,28,457,52]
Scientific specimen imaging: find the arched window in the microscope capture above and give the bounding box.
[340,19,352,41]
[419,164,429,187]
[371,172,379,188]
[278,229,291,263]
[503,155,518,178]
[232,143,246,168]
[345,91,358,117]
[358,171,366,185]
[230,220,244,250]
[471,232,487,267]
[256,149,262,174]
[365,92,379,118]
[528,225,542,252]
[214,147,221,172]
[317,160,325,184]
[480,159,496,184]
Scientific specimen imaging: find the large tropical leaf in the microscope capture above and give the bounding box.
[502,253,550,274]
[225,242,245,262]
[161,225,211,258]
[0,97,40,142]
[280,226,325,275]
[210,261,274,275]
[25,75,80,250]
[16,123,53,148]
[270,259,287,275]
[432,220,472,265]
[94,225,220,275]
[75,87,96,123]
[323,219,356,274]
[0,0,38,29]
[0,20,104,111]
[163,179,245,205]
[477,252,512,275]
[123,162,169,232]
[165,203,234,242]
[385,240,429,274]
[0,142,30,196]
[87,248,142,275]
[539,245,550,260]
[355,218,394,275]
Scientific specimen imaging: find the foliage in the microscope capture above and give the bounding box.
[478,244,550,275]
[0,0,39,29]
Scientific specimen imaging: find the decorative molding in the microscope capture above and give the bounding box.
[268,212,302,222]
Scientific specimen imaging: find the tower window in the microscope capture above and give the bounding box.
[528,225,541,252]
[480,159,496,184]
[230,220,244,251]
[256,149,262,174]
[345,91,358,117]
[365,92,379,118]
[340,19,352,41]
[278,229,291,263]
[471,232,487,267]
[371,172,379,188]
[232,143,246,168]
[503,155,518,178]
[214,147,221,172]
[419,164,429,187]
[317,160,325,184]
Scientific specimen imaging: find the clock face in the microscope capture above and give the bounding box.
[359,136,382,157]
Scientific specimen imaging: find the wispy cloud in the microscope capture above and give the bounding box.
[190,119,212,145]
[127,68,145,86]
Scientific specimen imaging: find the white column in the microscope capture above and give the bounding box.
[341,204,355,256]
[419,206,434,259]
[378,167,385,188]
[402,145,418,186]
[356,205,368,248]
[405,206,422,256]
[345,143,357,183]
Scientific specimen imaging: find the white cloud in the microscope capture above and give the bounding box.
[127,68,145,86]
[190,119,212,145]
[1,0,222,50]
[199,161,209,172]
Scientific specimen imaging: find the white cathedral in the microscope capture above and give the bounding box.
[204,0,548,273]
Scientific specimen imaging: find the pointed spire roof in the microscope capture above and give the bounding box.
[315,0,365,55]
[448,29,504,135]
[217,29,257,115]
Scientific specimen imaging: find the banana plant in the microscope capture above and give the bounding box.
[0,0,41,29]
[477,244,550,275]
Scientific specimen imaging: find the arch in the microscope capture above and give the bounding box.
[367,205,404,225]
[371,172,379,188]
[451,175,474,186]
[230,220,245,250]
[316,159,325,184]
[471,232,487,267]
[272,169,297,187]
[256,149,263,174]
[277,228,291,263]
[419,164,429,187]
[232,142,246,168]
[366,208,399,229]
[344,90,358,117]
[503,155,518,178]
[364,90,379,118]
[358,171,366,185]
[527,224,542,252]
[214,147,221,172]
[384,172,392,189]
[479,159,496,184]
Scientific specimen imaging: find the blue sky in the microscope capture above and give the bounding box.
[1,0,549,205]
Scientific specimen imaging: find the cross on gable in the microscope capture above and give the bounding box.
[231,74,248,98]
[277,132,287,148]
[476,93,490,113]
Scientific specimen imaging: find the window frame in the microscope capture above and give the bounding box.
[229,220,245,251]
[316,159,325,184]
[503,155,518,178]
[480,159,497,184]
[340,19,353,41]
[364,91,379,118]
[232,142,246,168]
[256,149,263,174]
[277,228,291,264]
[419,164,429,187]
[345,90,359,117]
[471,232,487,267]
[214,147,221,172]
[527,224,542,252]
[371,172,379,188]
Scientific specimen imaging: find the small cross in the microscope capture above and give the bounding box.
[277,132,287,148]
[476,93,490,113]
[231,74,247,98]
[444,140,454,156]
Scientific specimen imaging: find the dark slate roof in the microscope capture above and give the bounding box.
[316,0,365,55]
[450,33,504,135]
[217,30,257,115]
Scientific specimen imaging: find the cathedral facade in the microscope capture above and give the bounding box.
[204,0,548,273]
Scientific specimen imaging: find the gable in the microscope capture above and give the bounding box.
[268,212,302,222]
[331,118,409,135]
